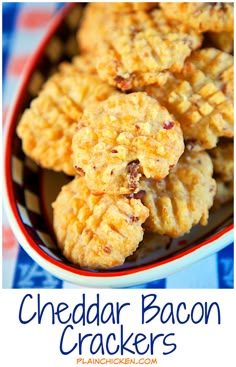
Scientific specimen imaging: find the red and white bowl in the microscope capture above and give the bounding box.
[3,4,234,288]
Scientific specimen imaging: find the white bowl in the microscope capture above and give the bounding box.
[3,4,234,288]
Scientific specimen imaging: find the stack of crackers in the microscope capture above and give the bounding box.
[17,3,234,269]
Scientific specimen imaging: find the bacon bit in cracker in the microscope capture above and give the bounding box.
[127,190,146,200]
[163,120,174,130]
[129,215,139,223]
[127,159,140,189]
[114,74,133,90]
[186,139,197,151]
[103,246,111,254]
[209,185,215,192]
[74,166,85,176]
[208,2,224,7]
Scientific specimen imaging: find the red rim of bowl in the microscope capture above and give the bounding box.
[3,4,234,281]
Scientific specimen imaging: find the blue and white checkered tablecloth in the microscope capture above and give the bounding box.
[2,2,234,289]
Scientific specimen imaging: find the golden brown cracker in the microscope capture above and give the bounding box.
[80,7,202,90]
[160,2,234,33]
[145,48,234,151]
[140,151,216,237]
[17,56,117,175]
[72,92,184,195]
[52,175,149,269]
